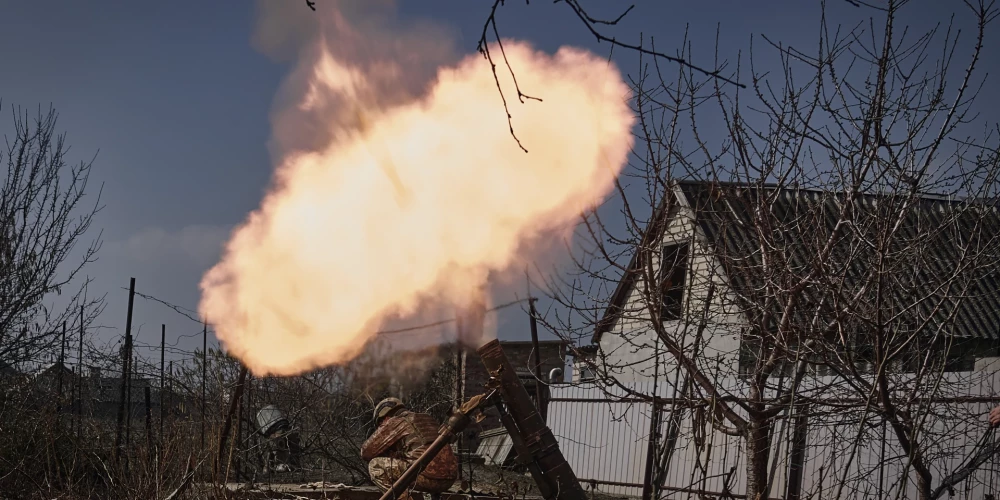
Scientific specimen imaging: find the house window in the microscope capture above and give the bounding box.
[660,243,689,320]
[852,339,876,374]
[738,337,759,378]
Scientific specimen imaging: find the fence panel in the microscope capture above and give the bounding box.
[549,372,1000,499]
[548,381,660,496]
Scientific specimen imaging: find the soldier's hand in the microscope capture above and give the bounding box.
[989,405,1000,427]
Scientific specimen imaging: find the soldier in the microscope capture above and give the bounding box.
[361,398,458,499]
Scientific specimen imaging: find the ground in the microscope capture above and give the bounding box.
[215,464,634,500]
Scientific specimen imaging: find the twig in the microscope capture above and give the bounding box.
[477,0,536,153]
[557,0,744,88]
[163,454,201,500]
[931,428,1000,499]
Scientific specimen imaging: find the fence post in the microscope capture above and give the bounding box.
[454,339,465,487]
[528,298,546,421]
[244,373,254,483]
[878,418,887,498]
[168,360,173,426]
[217,365,248,481]
[160,324,165,445]
[785,404,809,500]
[114,277,137,464]
[642,401,662,500]
[656,376,690,487]
[57,321,66,414]
[77,305,84,439]
[144,386,153,454]
[236,373,246,483]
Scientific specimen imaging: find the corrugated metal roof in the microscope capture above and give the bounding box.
[678,181,1000,340]
[474,427,514,466]
[592,181,1000,343]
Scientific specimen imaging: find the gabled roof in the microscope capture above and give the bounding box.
[593,180,1000,344]
[499,340,571,347]
[591,190,678,343]
[34,361,74,377]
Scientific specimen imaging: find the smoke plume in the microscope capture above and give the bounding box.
[199,1,635,376]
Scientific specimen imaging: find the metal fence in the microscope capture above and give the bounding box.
[548,381,658,496]
[548,372,1000,499]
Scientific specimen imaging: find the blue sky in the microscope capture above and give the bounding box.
[2,1,996,367]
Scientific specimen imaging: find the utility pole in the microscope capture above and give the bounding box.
[114,277,136,464]
[127,354,134,452]
[201,321,207,452]
[160,324,165,444]
[528,298,546,420]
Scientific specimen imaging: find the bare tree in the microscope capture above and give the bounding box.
[0,104,104,368]
[537,1,1000,499]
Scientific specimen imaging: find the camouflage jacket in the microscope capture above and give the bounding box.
[361,410,457,480]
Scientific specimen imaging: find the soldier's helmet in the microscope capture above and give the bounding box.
[373,397,404,423]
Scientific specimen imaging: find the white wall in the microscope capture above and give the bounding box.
[596,188,745,385]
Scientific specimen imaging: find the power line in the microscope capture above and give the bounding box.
[123,287,202,324]
[376,297,531,334]
[121,286,532,337]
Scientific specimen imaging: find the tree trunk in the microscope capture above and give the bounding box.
[913,450,933,500]
[745,415,772,500]
[916,475,930,500]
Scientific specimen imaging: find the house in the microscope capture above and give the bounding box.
[589,180,1000,382]
[553,180,1000,498]
[92,375,159,418]
[34,360,75,381]
[32,361,77,400]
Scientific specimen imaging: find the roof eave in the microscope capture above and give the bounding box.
[591,182,690,344]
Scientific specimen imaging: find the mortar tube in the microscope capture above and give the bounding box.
[377,409,472,500]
